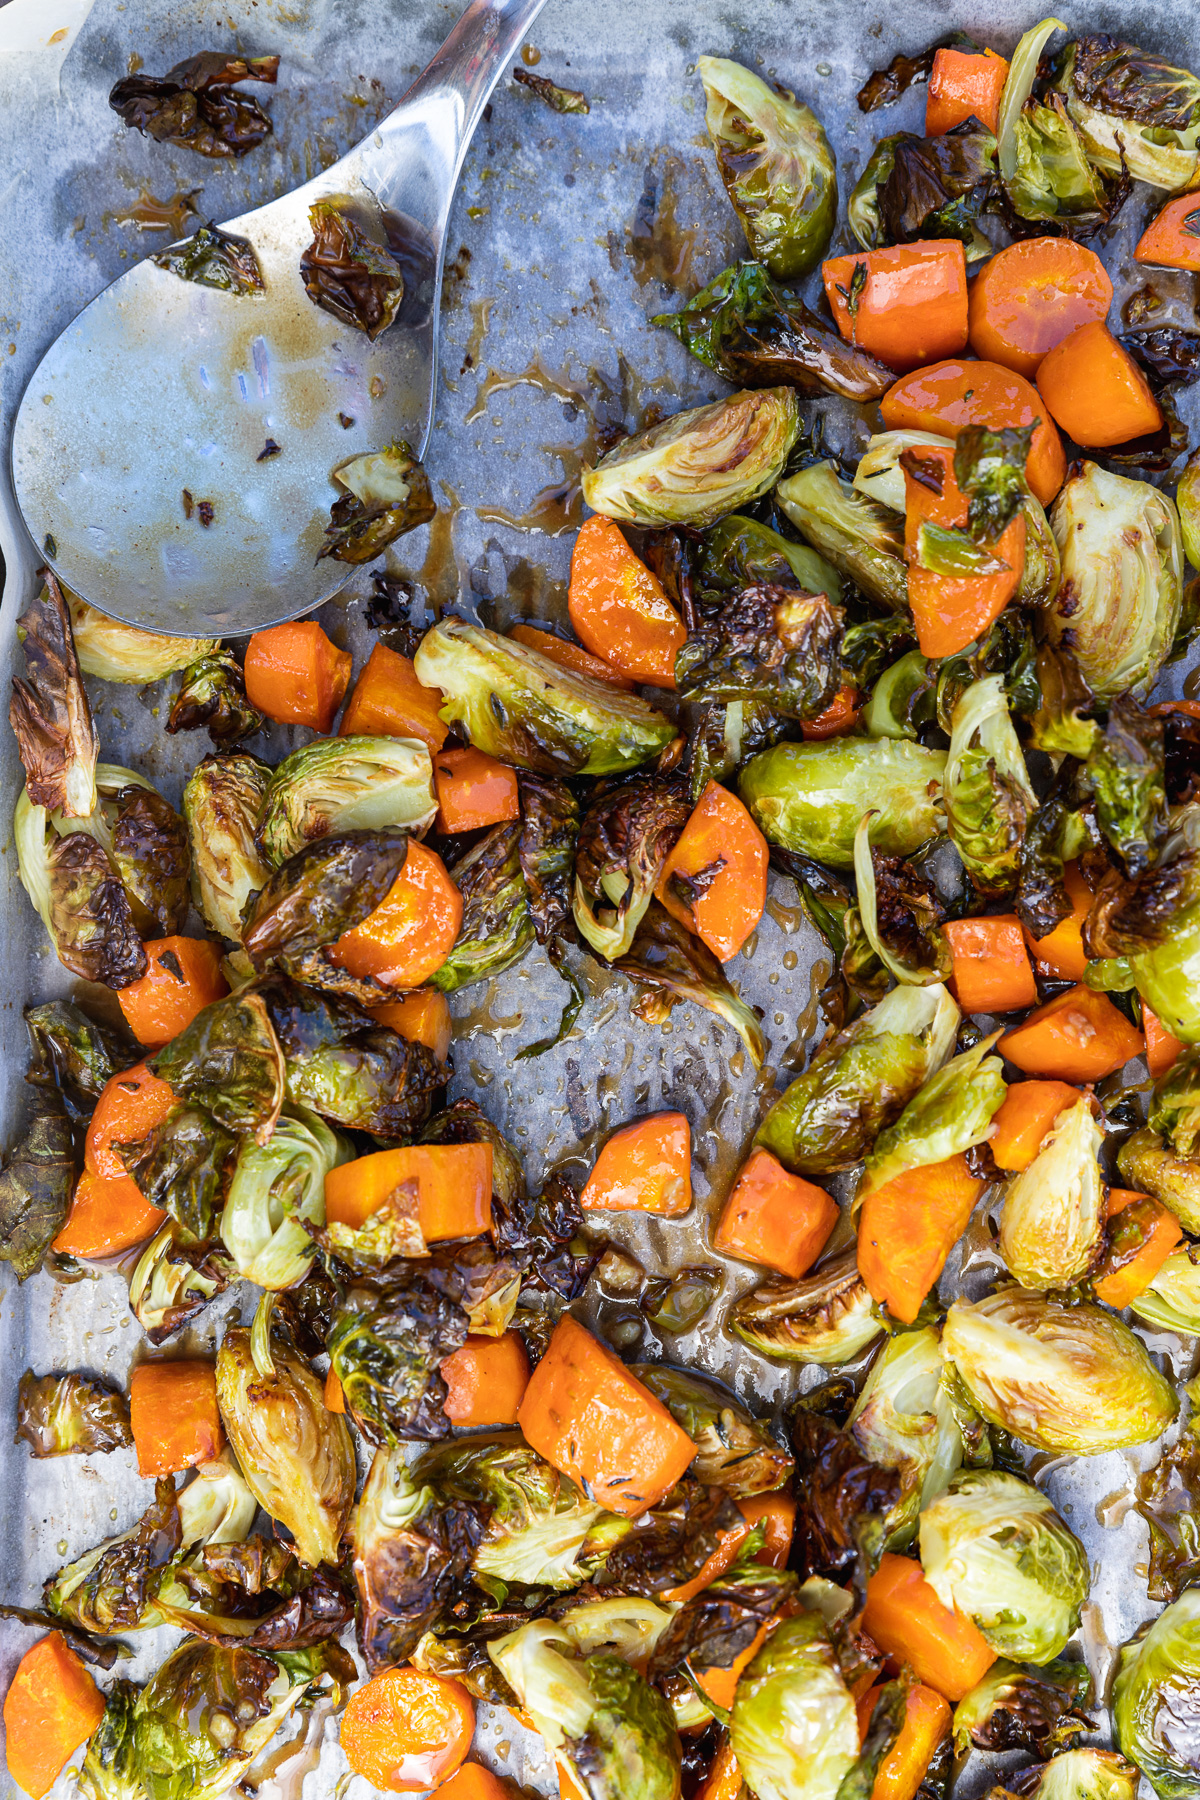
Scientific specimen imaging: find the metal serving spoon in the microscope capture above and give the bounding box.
[10,0,548,637]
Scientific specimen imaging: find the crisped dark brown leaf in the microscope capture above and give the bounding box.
[10,571,98,818]
[0,1093,76,1281]
[109,52,279,159]
[110,784,191,937]
[300,200,405,340]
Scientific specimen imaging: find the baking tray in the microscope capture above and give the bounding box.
[1,0,1198,1793]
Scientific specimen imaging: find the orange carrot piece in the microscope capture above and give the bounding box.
[339,643,448,752]
[989,1080,1083,1172]
[657,780,769,961]
[53,1170,166,1260]
[442,1332,531,1426]
[509,623,635,690]
[129,1360,223,1477]
[1093,1188,1184,1311]
[368,989,453,1063]
[1025,860,1092,980]
[1001,985,1144,1082]
[3,1634,107,1800]
[823,242,968,374]
[715,1148,838,1279]
[1036,320,1163,448]
[696,1744,743,1800]
[324,1366,345,1413]
[801,685,861,740]
[863,1554,996,1702]
[436,1767,511,1800]
[665,1489,798,1606]
[85,1062,176,1182]
[926,47,1009,134]
[569,516,687,688]
[942,916,1037,1015]
[580,1111,691,1215]
[116,937,228,1050]
[328,840,462,988]
[341,1667,475,1793]
[324,1143,493,1241]
[858,1155,983,1325]
[903,444,1025,659]
[880,358,1066,508]
[434,745,521,833]
[968,238,1113,379]
[1135,193,1200,273]
[516,1315,697,1517]
[858,1683,952,1800]
[1144,1006,1185,1080]
[244,620,351,732]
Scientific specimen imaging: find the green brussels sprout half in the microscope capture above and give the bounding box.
[166,651,263,745]
[860,1034,1005,1205]
[1057,35,1200,191]
[1047,464,1183,703]
[952,1657,1093,1758]
[944,677,1038,897]
[777,462,908,612]
[698,57,837,278]
[694,512,842,611]
[319,441,436,563]
[582,388,800,529]
[1115,1588,1200,1800]
[183,753,273,943]
[414,619,675,775]
[631,1365,794,1497]
[15,1369,131,1458]
[79,1677,141,1800]
[1117,1128,1200,1235]
[943,1290,1178,1455]
[1117,821,1200,1044]
[117,1101,236,1243]
[66,591,217,684]
[739,738,946,870]
[1086,696,1167,879]
[1179,451,1200,572]
[128,1221,233,1344]
[219,1108,350,1289]
[1132,1244,1200,1334]
[572,775,689,962]
[919,1470,1090,1664]
[328,1271,468,1445]
[847,121,996,260]
[729,1611,859,1800]
[728,1248,886,1364]
[11,570,98,820]
[430,822,535,991]
[997,1098,1105,1291]
[257,734,437,867]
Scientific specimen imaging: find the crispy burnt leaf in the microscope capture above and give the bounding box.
[1016,777,1092,941]
[242,830,411,1002]
[109,783,191,937]
[676,583,842,719]
[1135,1411,1200,1601]
[649,1549,797,1680]
[493,1168,600,1301]
[319,444,436,563]
[1164,709,1200,807]
[167,651,264,743]
[683,696,788,803]
[10,571,97,818]
[129,1222,233,1343]
[517,775,586,1059]
[151,990,285,1144]
[300,199,405,340]
[874,121,997,252]
[16,1370,132,1457]
[857,35,977,111]
[108,53,279,158]
[46,1476,183,1634]
[513,67,589,113]
[792,1381,902,1593]
[615,901,767,1067]
[328,1272,469,1446]
[629,1369,790,1497]
[954,423,1035,540]
[45,831,148,988]
[0,1605,125,1669]
[25,1000,130,1111]
[853,840,950,987]
[573,774,690,962]
[118,1102,236,1242]
[431,822,535,993]
[594,1481,744,1597]
[1085,696,1166,878]
[0,1092,75,1280]
[953,1657,1093,1757]
[152,225,265,294]
[154,1545,355,1649]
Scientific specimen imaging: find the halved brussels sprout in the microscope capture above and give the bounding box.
[1117,1127,1200,1235]
[581,388,800,529]
[1132,1245,1200,1334]
[851,816,951,987]
[414,619,675,775]
[1180,452,1200,572]
[676,584,842,720]
[1115,1588,1200,1800]
[128,1221,232,1343]
[430,823,535,991]
[67,592,218,683]
[776,462,908,612]
[1153,1047,1200,1159]
[632,1365,794,1497]
[859,1034,1006,1204]
[1047,464,1183,703]
[848,1327,981,1549]
[319,442,436,563]
[729,1610,860,1800]
[257,735,436,868]
[572,775,689,961]
[952,1656,1093,1757]
[944,677,1038,896]
[328,1272,467,1445]
[729,1249,886,1364]
[152,223,264,294]
[1024,1751,1141,1800]
[11,571,98,820]
[698,57,836,278]
[942,1290,1178,1454]
[998,1099,1105,1291]
[220,1109,350,1289]
[739,738,946,870]
[183,753,272,942]
[167,652,263,746]
[242,829,413,1002]
[919,1470,1089,1663]
[1057,35,1200,190]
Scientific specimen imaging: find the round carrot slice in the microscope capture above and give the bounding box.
[968,238,1113,379]
[341,1668,475,1792]
[879,358,1066,507]
[328,839,462,988]
[85,1062,176,1182]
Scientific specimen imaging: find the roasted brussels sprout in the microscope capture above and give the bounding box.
[943,1290,1177,1454]
[414,620,675,775]
[152,223,264,294]
[109,782,191,938]
[860,1035,1005,1200]
[729,1610,860,1800]
[1086,696,1167,879]
[698,57,836,277]
[852,819,952,987]
[167,652,263,745]
[1021,1750,1141,1800]
[998,1098,1105,1291]
[117,1101,236,1242]
[1115,1587,1200,1800]
[1047,464,1183,703]
[777,462,909,612]
[300,197,405,339]
[242,829,412,1002]
[572,775,688,961]
[319,442,436,563]
[24,1000,129,1110]
[944,677,1038,897]
[128,1221,232,1343]
[15,1369,131,1457]
[1093,812,1200,1044]
[150,988,285,1143]
[78,1677,141,1800]
[1180,452,1200,572]
[1131,1242,1200,1334]
[849,121,996,257]
[429,823,535,991]
[328,1271,467,1445]
[740,738,945,870]
[10,571,98,819]
[108,50,279,159]
[220,1109,349,1289]
[67,592,218,683]
[729,1250,886,1364]
[952,1657,1093,1757]
[257,735,436,867]
[632,1365,794,1497]
[0,1091,75,1281]
[676,583,842,721]
[1057,34,1200,191]
[183,754,273,942]
[614,901,768,1068]
[1133,1398,1200,1600]
[696,512,842,610]
[1116,1128,1200,1235]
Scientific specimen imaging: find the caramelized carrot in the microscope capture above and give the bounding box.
[516,1315,697,1516]
[53,1170,166,1259]
[1001,986,1145,1082]
[862,1553,995,1702]
[324,1366,345,1413]
[442,1332,531,1426]
[968,239,1113,379]
[656,780,769,961]
[858,1683,952,1800]
[368,989,453,1063]
[942,916,1037,1015]
[1144,1006,1185,1080]
[989,1080,1083,1172]
[341,1667,475,1793]
[434,745,520,833]
[801,685,861,740]
[880,358,1066,508]
[3,1634,106,1800]
[324,1143,493,1241]
[129,1360,223,1477]
[858,1155,983,1325]
[903,443,1025,658]
[328,840,462,988]
[926,47,1008,134]
[86,1062,176,1182]
[116,937,228,1049]
[509,623,634,690]
[664,1490,797,1605]
[696,1743,743,1800]
[715,1148,838,1279]
[1036,320,1163,448]
[580,1111,692,1215]
[1135,193,1200,273]
[244,620,351,732]
[339,643,448,752]
[822,242,969,373]
[1025,860,1092,980]
[698,1618,773,1712]
[1093,1188,1184,1311]
[436,1767,511,1800]
[568,515,687,688]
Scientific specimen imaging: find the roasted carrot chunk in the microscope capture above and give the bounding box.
[509,623,634,689]
[324,1366,345,1413]
[968,238,1113,379]
[339,643,448,751]
[53,1170,166,1259]
[129,1360,223,1477]
[1036,320,1163,448]
[580,1111,692,1215]
[516,1315,697,1516]
[858,1682,952,1800]
[116,937,228,1050]
[1001,986,1144,1082]
[436,1767,511,1800]
[4,1633,106,1800]
[341,1667,475,1793]
[942,916,1037,1015]
[324,1143,493,1242]
[1093,1188,1184,1311]
[696,1744,743,1800]
[1135,193,1200,273]
[863,1554,995,1702]
[925,47,1008,134]
[328,840,462,988]
[368,989,453,1063]
[989,1081,1083,1172]
[85,1062,176,1182]
[880,358,1066,507]
[715,1148,838,1279]
[1025,860,1092,980]
[568,515,687,688]
[244,619,351,732]
[801,684,861,740]
[1144,1006,1185,1080]
[903,443,1025,658]
[434,745,520,833]
[858,1154,983,1325]
[657,780,769,961]
[442,1332,531,1426]
[823,242,968,373]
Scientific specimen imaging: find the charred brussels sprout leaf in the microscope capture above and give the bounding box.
[108,52,279,158]
[953,1658,1093,1757]
[183,753,273,943]
[0,1092,76,1280]
[167,653,264,745]
[792,1379,901,1583]
[257,735,436,868]
[777,462,908,613]
[582,388,800,530]
[852,821,951,988]
[1133,1401,1200,1601]
[220,1109,349,1289]
[15,1369,132,1457]
[67,594,218,685]
[128,1222,233,1343]
[573,775,689,962]
[512,67,589,113]
[695,512,842,611]
[1150,1049,1200,1159]
[46,1477,186,1635]
[730,1610,860,1800]
[1115,1588,1200,1800]
[319,443,436,563]
[945,677,1037,897]
[242,830,411,1001]
[1085,696,1166,878]
[850,122,996,257]
[152,224,264,293]
[299,197,405,339]
[78,1677,140,1800]
[10,570,98,818]
[1006,94,1115,226]
[516,774,585,1056]
[328,1272,468,1445]
[1087,815,1200,1043]
[698,57,837,278]
[740,738,945,870]
[118,1102,236,1243]
[676,584,842,719]
[110,784,191,938]
[614,901,767,1068]
[414,620,675,775]
[729,1250,886,1365]
[25,1000,129,1108]
[998,1098,1105,1292]
[861,650,937,743]
[429,823,535,992]
[1058,35,1200,191]
[631,1365,794,1497]
[151,990,285,1144]
[955,424,1035,540]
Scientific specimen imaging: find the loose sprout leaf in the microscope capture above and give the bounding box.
[1005,94,1115,228]
[429,822,536,993]
[594,1479,745,1598]
[151,990,285,1143]
[953,423,1036,540]
[10,570,98,818]
[776,462,909,613]
[329,1272,468,1447]
[167,652,264,745]
[25,1000,131,1110]
[572,773,689,962]
[319,443,436,563]
[857,35,978,112]
[953,1658,1093,1757]
[513,67,590,113]
[67,592,218,683]
[852,817,951,987]
[945,676,1038,898]
[0,1093,75,1281]
[300,198,405,340]
[860,1034,1006,1201]
[242,829,411,1002]
[676,583,843,718]
[614,900,767,1068]
[118,1101,236,1243]
[108,52,279,159]
[15,1369,132,1457]
[694,513,843,612]
[852,121,996,259]
[631,1365,794,1497]
[152,224,264,293]
[1059,34,1200,190]
[109,783,192,937]
[1085,694,1167,878]
[46,1475,185,1634]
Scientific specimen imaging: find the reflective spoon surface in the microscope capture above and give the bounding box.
[9,0,548,637]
